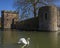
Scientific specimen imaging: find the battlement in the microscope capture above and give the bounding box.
[1,10,18,14]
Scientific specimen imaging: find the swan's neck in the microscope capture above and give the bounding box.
[26,39,29,44]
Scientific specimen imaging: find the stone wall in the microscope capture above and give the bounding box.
[15,17,39,31]
[0,17,1,28]
[57,8,60,27]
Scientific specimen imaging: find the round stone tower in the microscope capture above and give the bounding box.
[38,6,58,31]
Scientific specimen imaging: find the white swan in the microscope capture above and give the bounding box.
[17,38,30,48]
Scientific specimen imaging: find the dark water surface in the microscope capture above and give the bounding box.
[0,29,60,48]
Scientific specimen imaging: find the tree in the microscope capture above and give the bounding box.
[14,0,54,19]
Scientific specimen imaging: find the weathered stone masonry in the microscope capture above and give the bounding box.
[38,6,58,31]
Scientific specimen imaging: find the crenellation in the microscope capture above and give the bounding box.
[1,10,18,14]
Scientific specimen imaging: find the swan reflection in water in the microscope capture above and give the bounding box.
[17,38,30,48]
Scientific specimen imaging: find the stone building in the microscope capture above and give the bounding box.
[57,8,60,27]
[1,10,18,29]
[0,17,1,28]
[38,6,58,31]
[1,6,59,31]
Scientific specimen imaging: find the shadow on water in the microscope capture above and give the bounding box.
[0,29,60,48]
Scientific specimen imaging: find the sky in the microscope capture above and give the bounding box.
[0,0,15,17]
[53,0,60,6]
[0,0,60,17]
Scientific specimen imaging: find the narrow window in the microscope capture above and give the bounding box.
[45,13,47,20]
[7,19,9,21]
[6,14,8,17]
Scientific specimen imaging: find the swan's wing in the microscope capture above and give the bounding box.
[20,38,27,44]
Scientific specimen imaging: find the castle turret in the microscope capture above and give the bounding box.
[38,6,58,31]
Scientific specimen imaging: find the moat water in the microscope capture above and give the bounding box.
[0,29,60,48]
